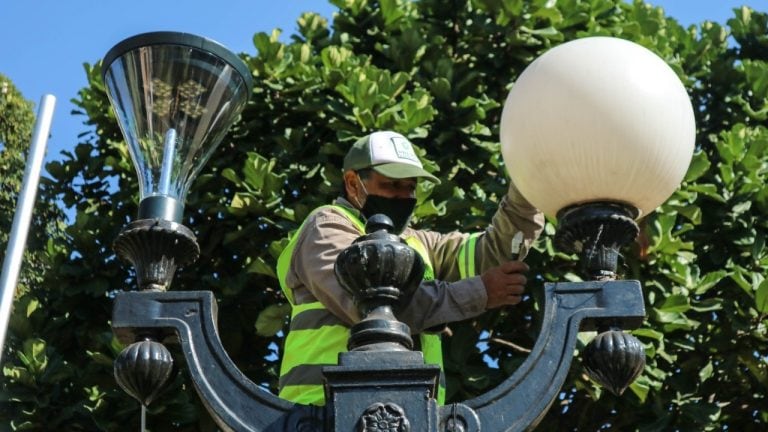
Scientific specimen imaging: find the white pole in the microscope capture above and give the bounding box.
[0,94,56,364]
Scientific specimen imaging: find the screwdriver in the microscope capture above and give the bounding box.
[510,231,524,261]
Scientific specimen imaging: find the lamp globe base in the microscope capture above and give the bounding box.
[554,202,639,280]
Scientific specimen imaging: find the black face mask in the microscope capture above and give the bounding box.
[360,194,416,235]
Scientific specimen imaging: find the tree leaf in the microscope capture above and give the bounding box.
[255,304,291,337]
[756,279,768,313]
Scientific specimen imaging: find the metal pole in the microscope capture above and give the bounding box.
[0,94,56,364]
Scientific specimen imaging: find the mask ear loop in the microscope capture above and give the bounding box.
[352,174,368,209]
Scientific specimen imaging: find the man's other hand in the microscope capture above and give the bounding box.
[481,261,529,309]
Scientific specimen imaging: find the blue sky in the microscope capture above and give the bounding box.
[0,0,758,168]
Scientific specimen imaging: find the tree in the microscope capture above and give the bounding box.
[0,74,59,290]
[2,0,766,430]
[0,76,36,260]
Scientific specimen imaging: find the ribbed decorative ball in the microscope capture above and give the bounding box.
[334,214,425,310]
[583,330,646,396]
[114,339,174,406]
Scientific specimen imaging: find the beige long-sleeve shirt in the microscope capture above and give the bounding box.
[284,183,544,333]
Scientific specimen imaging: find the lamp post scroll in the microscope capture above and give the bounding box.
[104,34,695,431]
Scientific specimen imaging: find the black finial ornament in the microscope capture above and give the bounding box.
[365,213,397,234]
[554,201,646,395]
[113,219,199,291]
[582,328,646,396]
[334,214,425,351]
[114,338,175,406]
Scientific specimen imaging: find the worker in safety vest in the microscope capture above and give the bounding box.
[277,130,544,406]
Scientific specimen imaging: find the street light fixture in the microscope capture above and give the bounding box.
[105,34,694,431]
[104,31,253,294]
[100,31,253,413]
[103,31,253,222]
[500,36,695,395]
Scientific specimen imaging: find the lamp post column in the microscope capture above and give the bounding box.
[325,215,441,431]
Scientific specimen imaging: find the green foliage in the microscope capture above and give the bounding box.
[3,1,768,430]
[0,74,58,290]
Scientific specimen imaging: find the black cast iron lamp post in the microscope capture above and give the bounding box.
[106,35,695,431]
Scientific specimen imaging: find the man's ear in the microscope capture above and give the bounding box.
[343,170,359,197]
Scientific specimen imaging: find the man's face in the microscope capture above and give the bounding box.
[360,170,417,200]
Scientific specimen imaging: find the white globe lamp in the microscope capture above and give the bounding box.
[500,36,695,278]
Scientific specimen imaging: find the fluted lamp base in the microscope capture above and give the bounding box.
[113,219,199,291]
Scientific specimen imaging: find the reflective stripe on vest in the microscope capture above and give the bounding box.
[458,232,481,279]
[275,205,359,305]
[277,205,454,406]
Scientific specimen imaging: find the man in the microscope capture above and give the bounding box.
[277,130,544,405]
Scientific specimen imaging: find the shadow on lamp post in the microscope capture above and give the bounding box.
[105,34,695,431]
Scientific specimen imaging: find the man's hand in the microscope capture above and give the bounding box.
[481,261,529,309]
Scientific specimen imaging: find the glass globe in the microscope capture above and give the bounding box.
[102,32,253,221]
[500,36,695,219]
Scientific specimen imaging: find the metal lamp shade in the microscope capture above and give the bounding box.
[500,36,696,219]
[102,32,253,221]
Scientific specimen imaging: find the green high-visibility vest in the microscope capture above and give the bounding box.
[277,205,479,406]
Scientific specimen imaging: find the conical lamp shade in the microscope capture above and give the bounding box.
[102,32,253,221]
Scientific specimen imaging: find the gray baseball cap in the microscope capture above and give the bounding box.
[343,131,440,184]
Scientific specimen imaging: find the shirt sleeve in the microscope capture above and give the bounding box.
[408,181,545,282]
[287,184,543,334]
[287,208,362,326]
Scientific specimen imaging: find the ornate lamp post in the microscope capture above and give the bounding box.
[105,34,695,431]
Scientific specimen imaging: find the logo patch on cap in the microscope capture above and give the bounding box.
[390,136,419,163]
[366,131,423,168]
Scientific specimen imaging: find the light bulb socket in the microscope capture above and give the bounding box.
[554,202,639,280]
[139,196,184,222]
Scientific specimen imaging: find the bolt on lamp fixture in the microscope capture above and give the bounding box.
[500,36,696,395]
